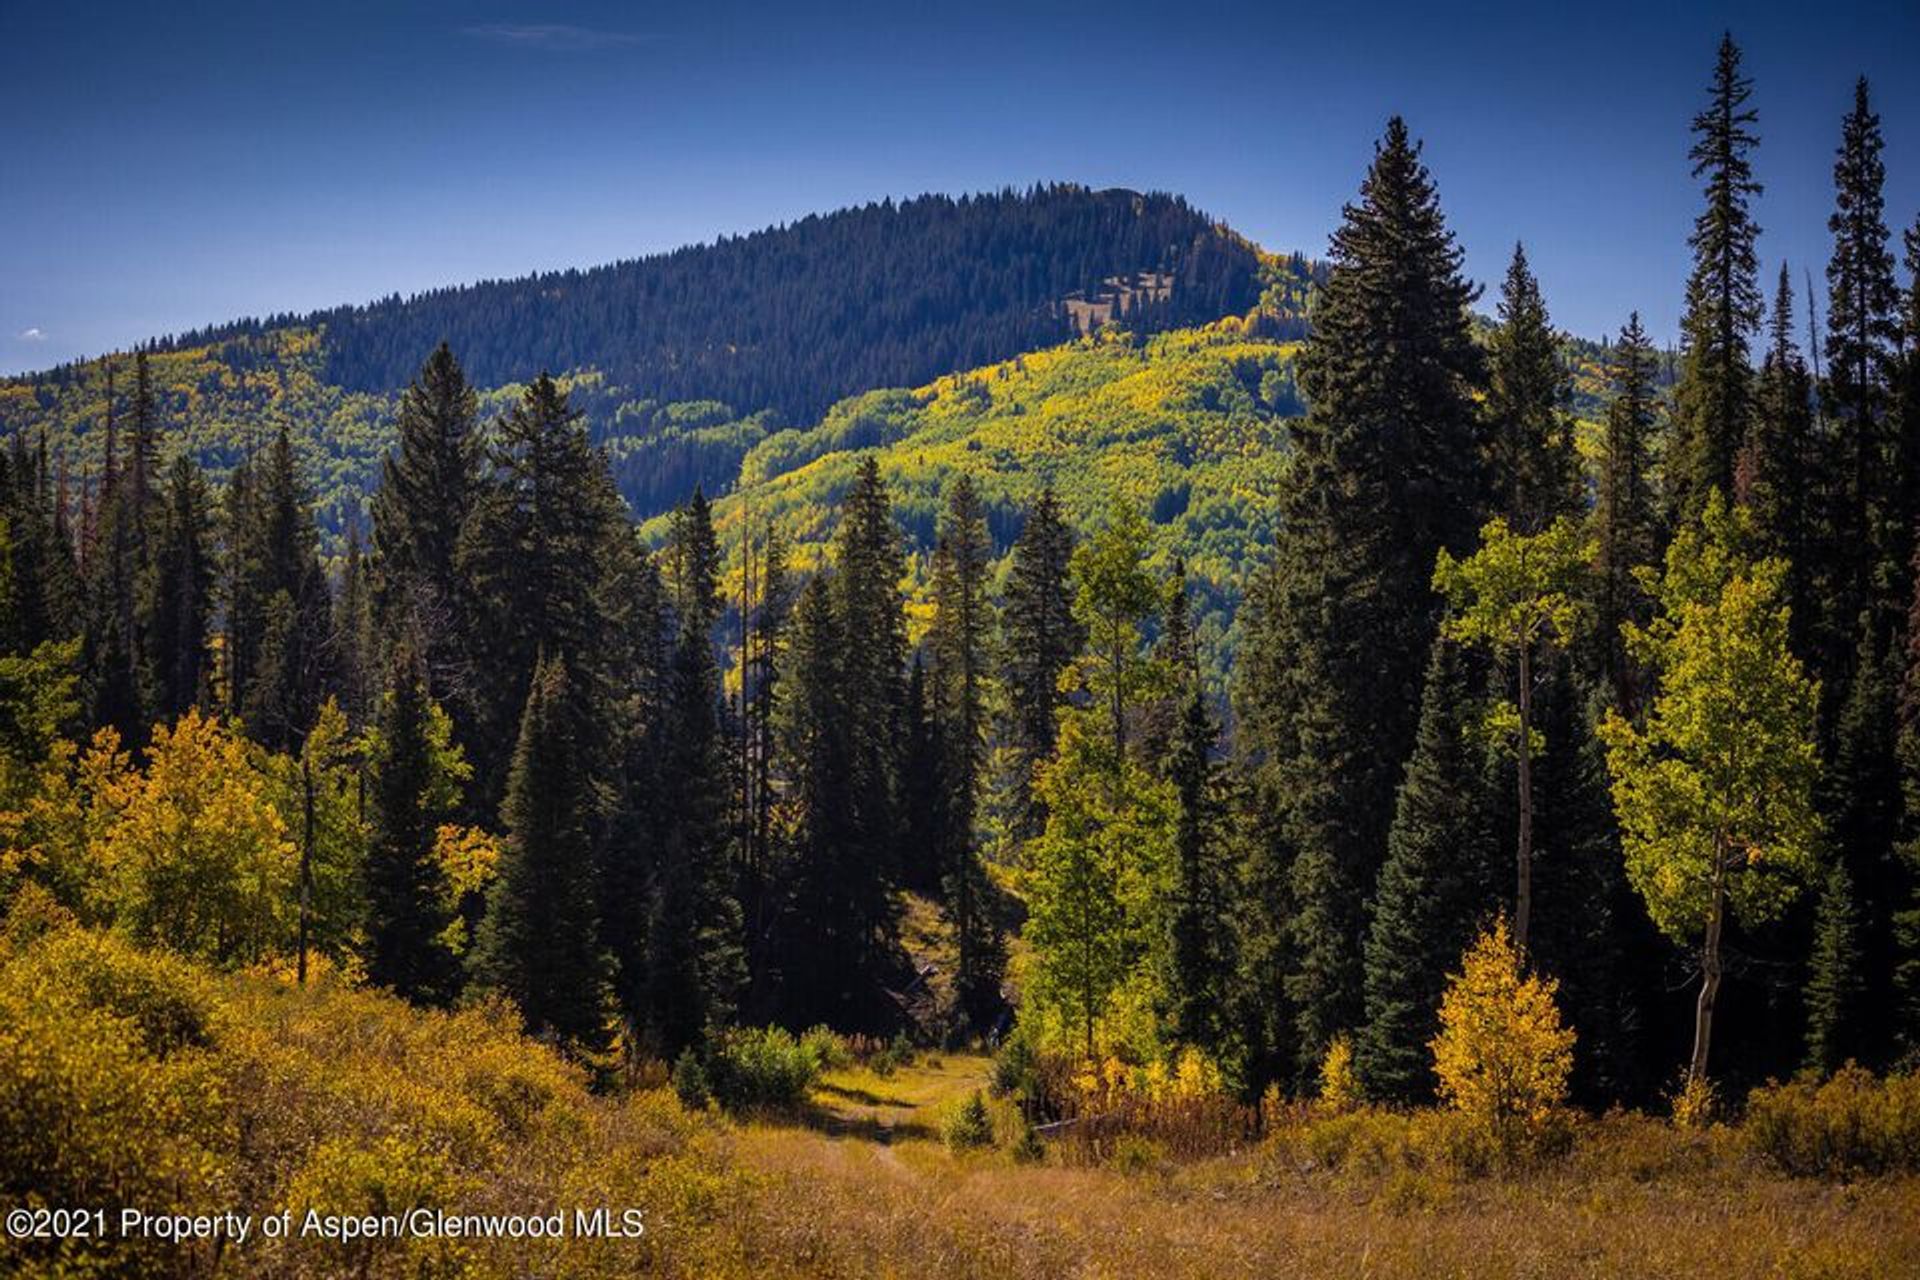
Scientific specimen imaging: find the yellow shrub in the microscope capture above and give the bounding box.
[1318,1033,1361,1113]
[1429,919,1574,1148]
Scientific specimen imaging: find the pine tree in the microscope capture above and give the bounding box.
[1744,266,1824,661]
[370,342,482,674]
[1165,688,1231,1052]
[1804,858,1865,1075]
[1892,218,1920,598]
[1236,117,1485,1078]
[228,425,331,752]
[928,474,1005,1029]
[1668,34,1763,523]
[363,642,460,1004]
[0,434,79,656]
[1593,313,1662,715]
[456,373,620,813]
[141,454,213,723]
[331,525,377,726]
[641,494,746,1057]
[1824,79,1903,632]
[739,519,792,997]
[1896,541,1920,1056]
[1141,556,1199,768]
[1486,244,1582,533]
[1819,626,1902,1067]
[470,656,609,1050]
[1357,639,1500,1101]
[772,573,876,1028]
[828,458,908,975]
[1000,486,1083,840]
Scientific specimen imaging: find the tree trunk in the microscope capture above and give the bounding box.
[1515,639,1533,952]
[1688,852,1727,1085]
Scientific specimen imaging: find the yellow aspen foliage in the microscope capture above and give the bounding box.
[1318,1032,1361,1113]
[91,709,296,965]
[1429,918,1574,1142]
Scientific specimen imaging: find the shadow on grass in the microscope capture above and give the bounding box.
[817,1081,917,1109]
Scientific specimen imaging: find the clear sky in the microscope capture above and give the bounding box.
[2,0,1915,376]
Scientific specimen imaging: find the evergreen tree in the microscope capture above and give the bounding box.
[1669,34,1763,523]
[331,525,377,726]
[1824,79,1903,631]
[738,519,792,998]
[1165,688,1231,1052]
[1236,117,1485,1078]
[457,373,620,812]
[228,425,331,752]
[828,458,908,969]
[1893,218,1920,595]
[1000,486,1083,840]
[641,493,746,1056]
[928,474,1006,1029]
[1486,243,1582,533]
[1593,313,1662,715]
[470,656,609,1050]
[1744,266,1824,662]
[370,343,482,694]
[363,643,460,1005]
[1804,858,1865,1075]
[1356,639,1500,1101]
[772,573,875,1028]
[142,454,214,723]
[1895,541,1920,1056]
[0,434,79,655]
[1818,626,1902,1066]
[1141,556,1199,768]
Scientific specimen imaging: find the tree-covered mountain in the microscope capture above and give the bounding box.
[141,185,1267,420]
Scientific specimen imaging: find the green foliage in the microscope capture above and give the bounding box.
[703,1025,827,1113]
[1238,116,1485,1083]
[944,1089,995,1151]
[1600,495,1820,944]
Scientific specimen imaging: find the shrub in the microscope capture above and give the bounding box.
[801,1024,852,1071]
[990,1026,1037,1098]
[672,1048,712,1109]
[1318,1033,1360,1113]
[944,1090,994,1152]
[1670,1073,1720,1130]
[1429,918,1574,1152]
[1746,1066,1920,1178]
[705,1026,824,1113]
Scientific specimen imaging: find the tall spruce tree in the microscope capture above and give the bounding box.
[1486,244,1582,533]
[1165,688,1232,1052]
[470,655,609,1050]
[642,493,746,1056]
[1356,638,1499,1101]
[228,425,331,752]
[1744,266,1824,660]
[371,343,482,699]
[456,373,619,813]
[1669,34,1763,523]
[1896,542,1920,1055]
[1825,79,1903,635]
[1000,486,1083,840]
[929,474,1006,1028]
[828,458,909,979]
[1818,626,1903,1067]
[363,642,460,1005]
[143,453,213,722]
[331,526,377,726]
[1236,116,1485,1078]
[1593,313,1663,715]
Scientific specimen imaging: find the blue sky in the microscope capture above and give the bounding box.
[2,0,1915,375]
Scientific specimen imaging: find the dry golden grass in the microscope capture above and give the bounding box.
[710,1057,1920,1280]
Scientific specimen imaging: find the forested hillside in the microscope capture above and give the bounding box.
[657,321,1302,673]
[123,186,1264,416]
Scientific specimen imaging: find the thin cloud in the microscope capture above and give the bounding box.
[17,327,45,341]
[461,23,652,52]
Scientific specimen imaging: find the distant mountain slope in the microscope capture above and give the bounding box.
[146,185,1265,422]
[655,320,1304,672]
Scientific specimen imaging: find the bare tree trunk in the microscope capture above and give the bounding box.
[1515,639,1534,952]
[1688,851,1727,1086]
